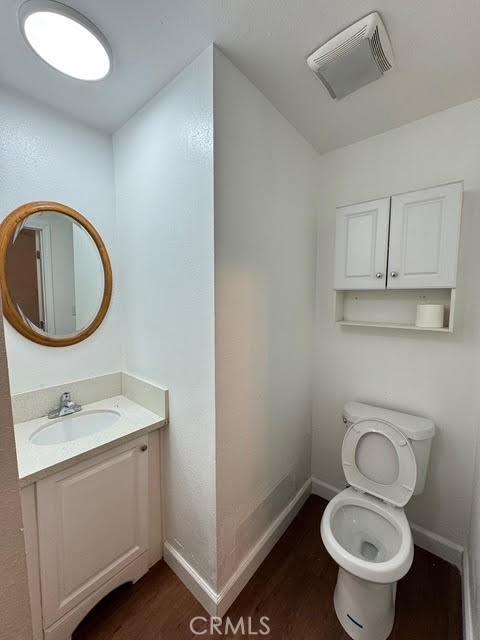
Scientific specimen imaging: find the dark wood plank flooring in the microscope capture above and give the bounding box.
[73,495,462,640]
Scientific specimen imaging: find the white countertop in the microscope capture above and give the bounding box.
[15,395,167,486]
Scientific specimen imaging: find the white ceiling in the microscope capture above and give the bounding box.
[1,0,480,153]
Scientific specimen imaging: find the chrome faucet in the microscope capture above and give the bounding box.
[48,392,82,419]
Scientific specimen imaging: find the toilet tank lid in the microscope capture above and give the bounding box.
[343,402,435,441]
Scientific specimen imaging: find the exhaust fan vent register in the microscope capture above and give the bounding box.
[307,12,394,99]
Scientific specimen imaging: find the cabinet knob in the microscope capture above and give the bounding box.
[390,271,399,278]
[375,272,384,279]
[140,444,148,452]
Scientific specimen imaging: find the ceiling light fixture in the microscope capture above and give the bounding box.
[19,0,112,81]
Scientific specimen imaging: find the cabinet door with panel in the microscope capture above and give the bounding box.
[334,198,390,290]
[37,436,149,627]
[388,182,462,289]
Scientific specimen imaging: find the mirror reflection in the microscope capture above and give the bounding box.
[5,211,104,338]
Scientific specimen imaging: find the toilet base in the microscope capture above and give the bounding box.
[333,567,397,640]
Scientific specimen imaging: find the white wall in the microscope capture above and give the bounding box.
[213,49,317,589]
[113,48,217,586]
[114,47,318,593]
[313,97,480,547]
[0,85,121,395]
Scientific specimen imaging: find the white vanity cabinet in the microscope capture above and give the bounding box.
[37,436,149,627]
[20,430,163,640]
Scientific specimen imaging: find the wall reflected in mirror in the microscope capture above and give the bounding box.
[5,212,104,338]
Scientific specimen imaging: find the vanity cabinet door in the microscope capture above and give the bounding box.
[387,183,463,288]
[37,436,149,627]
[334,198,390,290]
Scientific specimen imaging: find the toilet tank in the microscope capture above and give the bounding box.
[343,402,435,495]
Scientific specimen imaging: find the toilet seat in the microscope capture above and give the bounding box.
[321,488,413,584]
[322,419,416,584]
[342,418,417,507]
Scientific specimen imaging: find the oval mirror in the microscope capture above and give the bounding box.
[0,202,112,346]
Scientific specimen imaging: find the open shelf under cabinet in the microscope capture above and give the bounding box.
[335,288,456,333]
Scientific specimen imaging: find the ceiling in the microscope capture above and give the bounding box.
[1,0,480,153]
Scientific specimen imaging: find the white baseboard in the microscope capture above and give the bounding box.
[410,522,463,568]
[164,478,312,616]
[463,551,474,640]
[163,542,219,616]
[311,476,464,568]
[216,477,311,616]
[311,476,343,502]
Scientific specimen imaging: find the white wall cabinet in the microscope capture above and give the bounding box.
[334,182,463,291]
[388,184,463,289]
[334,182,462,332]
[334,198,390,290]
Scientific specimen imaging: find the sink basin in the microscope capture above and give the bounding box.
[30,410,121,445]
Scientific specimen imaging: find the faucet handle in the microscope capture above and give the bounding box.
[61,392,71,402]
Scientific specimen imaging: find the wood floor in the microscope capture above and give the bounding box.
[73,495,462,640]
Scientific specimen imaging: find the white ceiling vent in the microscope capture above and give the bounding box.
[307,12,394,99]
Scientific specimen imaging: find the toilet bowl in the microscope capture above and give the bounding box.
[322,488,413,583]
[321,488,413,640]
[320,403,435,640]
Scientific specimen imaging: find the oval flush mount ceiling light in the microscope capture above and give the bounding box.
[19,0,112,81]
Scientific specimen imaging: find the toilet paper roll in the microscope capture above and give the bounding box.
[415,304,445,328]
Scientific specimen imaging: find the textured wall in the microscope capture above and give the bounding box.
[113,48,217,586]
[213,49,317,589]
[114,47,318,592]
[313,97,480,546]
[0,85,121,394]
[0,299,32,640]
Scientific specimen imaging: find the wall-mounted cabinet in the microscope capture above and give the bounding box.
[334,182,463,331]
[388,184,462,289]
[334,197,390,290]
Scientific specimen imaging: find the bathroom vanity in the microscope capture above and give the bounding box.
[15,379,168,640]
[0,198,170,639]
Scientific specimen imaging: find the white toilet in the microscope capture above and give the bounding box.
[321,402,435,640]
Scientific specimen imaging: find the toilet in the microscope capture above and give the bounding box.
[321,402,435,640]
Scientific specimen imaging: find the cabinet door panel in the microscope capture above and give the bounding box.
[388,183,462,288]
[334,198,390,290]
[37,437,149,626]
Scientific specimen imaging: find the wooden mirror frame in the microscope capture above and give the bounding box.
[0,201,113,347]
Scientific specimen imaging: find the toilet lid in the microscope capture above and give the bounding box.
[342,418,417,507]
